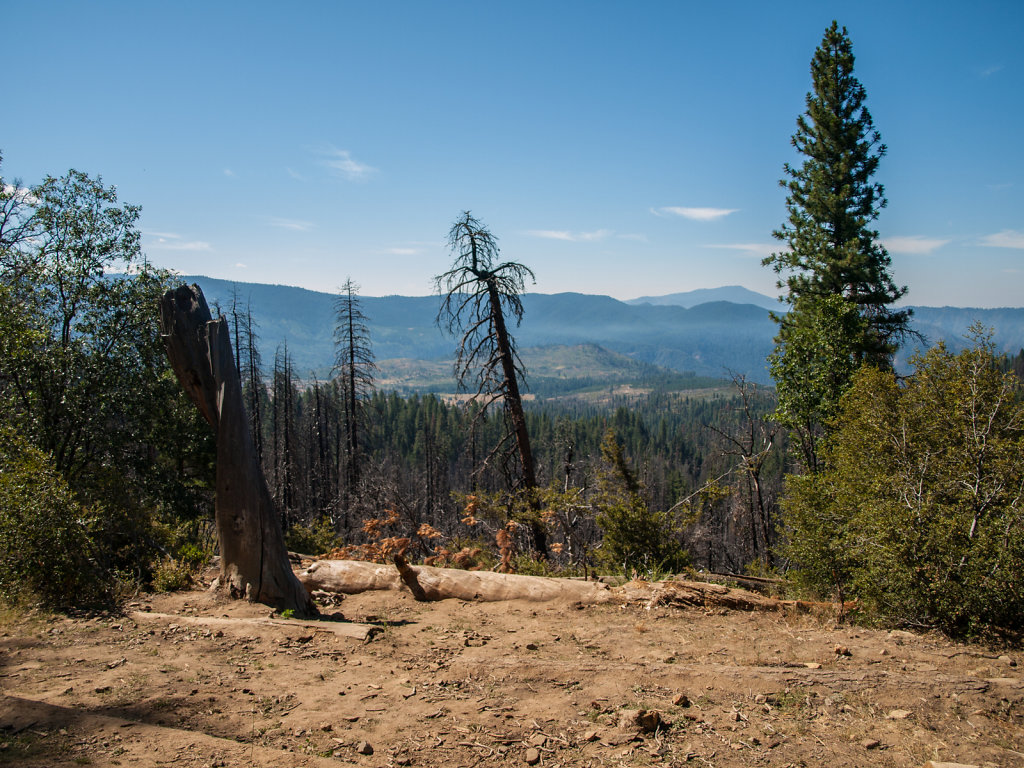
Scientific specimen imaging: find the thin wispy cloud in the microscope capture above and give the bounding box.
[980,230,1024,249]
[223,168,235,177]
[653,206,738,221]
[526,229,612,242]
[235,262,248,269]
[882,235,950,254]
[617,233,648,243]
[268,217,315,232]
[144,230,213,252]
[286,167,304,181]
[707,242,779,258]
[158,240,213,252]
[383,247,420,256]
[980,64,1004,77]
[527,230,573,241]
[317,145,377,181]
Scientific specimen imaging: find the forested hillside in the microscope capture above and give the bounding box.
[188,275,1024,388]
[187,275,779,383]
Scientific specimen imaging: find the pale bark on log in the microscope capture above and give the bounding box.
[301,558,833,613]
[617,578,852,613]
[615,578,786,611]
[300,558,613,604]
[160,284,315,616]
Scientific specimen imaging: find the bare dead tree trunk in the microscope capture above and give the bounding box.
[487,279,536,489]
[435,211,547,556]
[159,284,316,616]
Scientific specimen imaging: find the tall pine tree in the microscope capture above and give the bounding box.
[764,21,911,469]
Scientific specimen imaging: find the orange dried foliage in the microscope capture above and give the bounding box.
[322,546,355,560]
[423,546,482,570]
[319,536,410,564]
[362,509,400,538]
[380,536,410,558]
[496,521,518,574]
[453,547,482,569]
[417,523,443,539]
[322,508,410,563]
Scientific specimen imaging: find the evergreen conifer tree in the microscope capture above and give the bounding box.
[764,21,911,467]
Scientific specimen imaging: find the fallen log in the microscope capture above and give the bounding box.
[299,558,613,604]
[298,558,831,612]
[616,577,857,613]
[616,578,787,611]
[299,560,404,594]
[700,571,784,595]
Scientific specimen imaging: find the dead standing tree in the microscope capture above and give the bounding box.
[435,212,548,555]
[159,284,316,616]
[705,374,781,568]
[334,277,376,519]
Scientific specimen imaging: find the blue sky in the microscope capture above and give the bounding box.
[3,1,1023,306]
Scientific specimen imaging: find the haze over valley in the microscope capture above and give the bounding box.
[188,275,1024,391]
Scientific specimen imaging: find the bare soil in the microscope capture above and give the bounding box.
[2,574,1022,768]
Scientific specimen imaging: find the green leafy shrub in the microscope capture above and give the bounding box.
[177,542,212,570]
[0,427,114,609]
[151,557,194,593]
[782,332,1024,639]
[594,429,689,578]
[285,516,344,556]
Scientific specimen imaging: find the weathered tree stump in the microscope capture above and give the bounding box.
[160,284,315,616]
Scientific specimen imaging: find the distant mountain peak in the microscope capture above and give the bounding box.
[627,286,778,310]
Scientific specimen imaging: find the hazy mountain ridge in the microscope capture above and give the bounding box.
[182,276,1024,387]
[627,285,781,311]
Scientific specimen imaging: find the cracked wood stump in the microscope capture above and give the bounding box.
[159,284,315,616]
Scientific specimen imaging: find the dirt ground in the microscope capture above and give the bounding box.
[1,571,1023,768]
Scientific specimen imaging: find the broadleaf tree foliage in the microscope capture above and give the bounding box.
[0,152,42,276]
[783,330,1024,639]
[0,164,204,501]
[0,155,215,601]
[764,21,911,468]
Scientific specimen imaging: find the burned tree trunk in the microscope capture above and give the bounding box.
[159,284,315,616]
